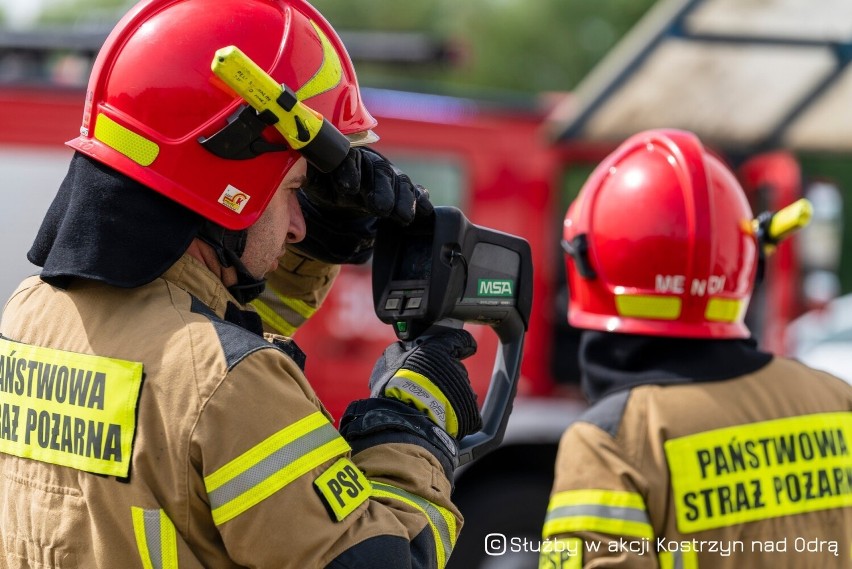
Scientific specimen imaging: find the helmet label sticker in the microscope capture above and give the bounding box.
[219,185,251,213]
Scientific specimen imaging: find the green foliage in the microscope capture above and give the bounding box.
[38,0,129,25]
[311,0,656,94]
[35,0,656,95]
[311,0,453,32]
[449,0,656,92]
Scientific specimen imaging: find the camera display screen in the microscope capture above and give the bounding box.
[394,234,433,281]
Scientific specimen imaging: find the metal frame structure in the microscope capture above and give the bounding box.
[547,0,852,155]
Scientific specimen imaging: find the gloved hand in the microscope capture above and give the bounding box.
[369,329,482,440]
[302,146,434,225]
[294,147,434,264]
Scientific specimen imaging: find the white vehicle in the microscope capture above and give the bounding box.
[2,146,71,303]
[788,293,852,385]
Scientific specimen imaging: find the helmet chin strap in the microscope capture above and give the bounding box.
[198,221,267,304]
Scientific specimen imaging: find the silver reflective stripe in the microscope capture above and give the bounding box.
[545,504,650,525]
[143,510,165,569]
[273,298,311,328]
[131,507,178,569]
[208,423,340,511]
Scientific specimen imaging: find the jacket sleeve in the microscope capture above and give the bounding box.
[191,346,461,569]
[540,421,659,569]
[251,249,341,336]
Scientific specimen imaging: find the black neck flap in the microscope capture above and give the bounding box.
[29,153,203,288]
[579,331,773,404]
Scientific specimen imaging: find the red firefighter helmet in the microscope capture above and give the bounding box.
[563,129,758,339]
[68,0,377,230]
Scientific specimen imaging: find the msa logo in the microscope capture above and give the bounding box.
[478,279,514,297]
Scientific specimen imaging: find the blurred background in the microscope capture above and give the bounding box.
[2,1,852,567]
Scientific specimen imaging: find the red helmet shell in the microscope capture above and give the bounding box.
[564,129,757,339]
[68,0,377,230]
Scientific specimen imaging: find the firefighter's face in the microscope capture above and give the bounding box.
[241,158,307,278]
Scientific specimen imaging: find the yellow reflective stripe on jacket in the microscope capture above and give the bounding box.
[251,292,317,336]
[542,489,653,539]
[204,411,349,525]
[659,548,699,569]
[131,507,178,569]
[371,481,457,569]
[251,299,297,336]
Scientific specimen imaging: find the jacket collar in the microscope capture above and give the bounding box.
[579,331,773,404]
[162,254,266,336]
[162,254,237,319]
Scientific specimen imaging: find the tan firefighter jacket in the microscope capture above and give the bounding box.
[540,357,852,569]
[0,250,460,569]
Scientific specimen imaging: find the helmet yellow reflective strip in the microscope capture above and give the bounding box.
[704,297,743,323]
[204,411,350,524]
[615,295,681,320]
[371,482,457,569]
[131,507,178,569]
[542,489,653,540]
[295,21,343,101]
[94,114,159,167]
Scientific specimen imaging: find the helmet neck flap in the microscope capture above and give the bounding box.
[30,153,202,289]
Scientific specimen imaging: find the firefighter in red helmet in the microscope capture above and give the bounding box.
[540,129,852,568]
[0,1,481,567]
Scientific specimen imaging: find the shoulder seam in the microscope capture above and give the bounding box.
[188,295,279,371]
[577,389,631,437]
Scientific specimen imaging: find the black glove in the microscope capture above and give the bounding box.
[293,193,378,264]
[302,146,434,225]
[369,329,482,440]
[293,147,434,264]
